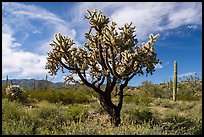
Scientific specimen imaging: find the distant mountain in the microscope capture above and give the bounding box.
[2,79,66,90]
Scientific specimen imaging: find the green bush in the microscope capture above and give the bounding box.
[32,107,66,134]
[27,90,92,105]
[2,114,35,135]
[2,99,36,135]
[177,90,201,101]
[123,107,157,125]
[2,85,7,99]
[160,111,196,134]
[2,99,21,121]
[66,104,89,123]
[153,98,173,108]
[89,101,106,115]
[72,91,93,104]
[124,92,152,106]
[124,95,139,104]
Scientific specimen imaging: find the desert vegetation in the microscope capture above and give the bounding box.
[2,76,202,135]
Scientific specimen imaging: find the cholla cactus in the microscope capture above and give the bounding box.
[45,9,161,127]
[5,85,25,101]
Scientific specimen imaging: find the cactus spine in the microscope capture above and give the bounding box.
[173,60,177,101]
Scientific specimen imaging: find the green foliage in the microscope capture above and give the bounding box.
[124,93,153,106]
[89,101,106,114]
[2,99,21,121]
[160,112,196,134]
[66,104,89,123]
[152,98,173,108]
[124,95,139,104]
[2,78,202,135]
[2,97,202,135]
[176,87,201,101]
[2,114,35,135]
[2,99,35,135]
[176,73,202,101]
[33,106,66,134]
[136,79,202,101]
[27,90,92,105]
[123,107,158,125]
[138,80,167,98]
[2,85,6,99]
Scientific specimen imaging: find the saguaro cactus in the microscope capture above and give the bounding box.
[33,79,36,92]
[173,60,177,101]
[6,75,8,87]
[45,75,48,91]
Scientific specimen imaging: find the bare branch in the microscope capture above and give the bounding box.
[75,65,103,95]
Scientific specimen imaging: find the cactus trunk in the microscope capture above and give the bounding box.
[45,75,48,91]
[6,75,8,87]
[173,60,177,101]
[33,79,35,92]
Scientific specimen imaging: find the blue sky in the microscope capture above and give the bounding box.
[2,2,202,86]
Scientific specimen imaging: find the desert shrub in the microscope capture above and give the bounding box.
[46,91,74,104]
[185,102,202,135]
[160,88,172,99]
[32,106,66,134]
[72,90,93,104]
[160,111,196,134]
[175,75,202,101]
[123,107,157,125]
[177,90,201,101]
[89,101,106,115]
[60,120,101,135]
[174,101,195,111]
[124,95,139,104]
[2,114,35,135]
[2,85,7,99]
[2,99,21,121]
[124,93,153,106]
[66,104,89,123]
[150,88,163,98]
[153,98,173,108]
[124,92,153,106]
[27,90,92,105]
[2,99,36,135]
[34,107,66,124]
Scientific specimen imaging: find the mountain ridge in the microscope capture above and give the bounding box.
[2,79,66,90]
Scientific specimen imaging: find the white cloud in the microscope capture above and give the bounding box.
[110,2,201,41]
[177,72,197,78]
[2,2,202,81]
[2,2,78,79]
[72,2,201,42]
[170,72,198,79]
[2,26,49,79]
[155,64,163,69]
[2,2,65,26]
[2,2,77,54]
